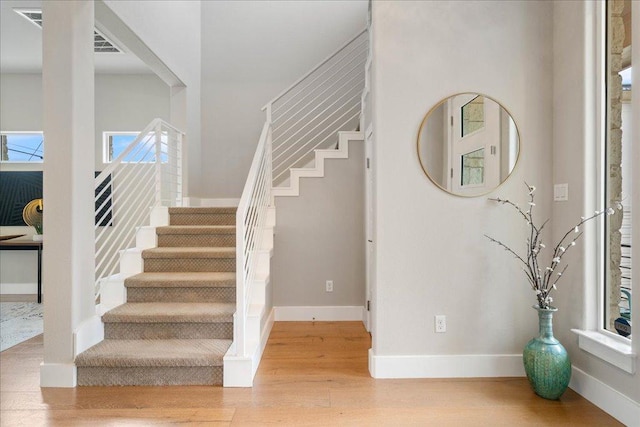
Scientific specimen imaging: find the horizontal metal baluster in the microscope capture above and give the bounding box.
[95,177,155,271]
[272,63,366,143]
[97,193,154,280]
[272,49,368,126]
[273,89,363,166]
[94,119,185,298]
[273,108,360,182]
[271,33,368,115]
[94,146,156,227]
[272,78,365,156]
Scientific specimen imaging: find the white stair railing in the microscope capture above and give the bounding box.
[235,121,272,357]
[263,29,368,186]
[94,118,184,300]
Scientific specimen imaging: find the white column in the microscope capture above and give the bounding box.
[40,0,95,387]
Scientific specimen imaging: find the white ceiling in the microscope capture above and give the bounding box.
[0,0,152,74]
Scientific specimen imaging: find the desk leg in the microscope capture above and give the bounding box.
[37,246,42,304]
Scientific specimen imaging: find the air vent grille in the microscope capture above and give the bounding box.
[14,9,122,53]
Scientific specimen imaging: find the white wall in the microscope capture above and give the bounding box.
[200,0,367,198]
[94,74,170,169]
[272,141,365,309]
[370,0,553,359]
[0,73,169,295]
[552,0,638,406]
[102,0,201,196]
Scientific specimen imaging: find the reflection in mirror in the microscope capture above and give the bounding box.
[417,93,519,197]
[461,96,485,137]
[461,147,484,186]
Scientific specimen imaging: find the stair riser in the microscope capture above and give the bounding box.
[77,366,223,386]
[126,287,235,303]
[157,234,235,248]
[143,258,236,273]
[169,213,235,226]
[104,322,233,340]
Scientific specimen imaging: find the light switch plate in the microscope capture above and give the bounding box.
[554,184,568,201]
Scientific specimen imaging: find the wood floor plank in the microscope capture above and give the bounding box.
[0,408,234,426]
[0,321,623,426]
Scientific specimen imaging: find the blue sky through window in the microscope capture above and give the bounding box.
[110,134,138,161]
[1,133,43,161]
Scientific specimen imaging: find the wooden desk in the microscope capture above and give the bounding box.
[0,239,43,303]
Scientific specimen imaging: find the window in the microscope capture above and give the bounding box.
[0,133,43,162]
[604,0,632,338]
[103,132,138,163]
[103,131,169,163]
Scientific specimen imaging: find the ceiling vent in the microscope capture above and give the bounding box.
[14,9,123,54]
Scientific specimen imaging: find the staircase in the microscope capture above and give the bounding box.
[76,207,236,386]
[78,28,369,388]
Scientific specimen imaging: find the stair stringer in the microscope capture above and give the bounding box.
[271,131,364,198]
[223,206,276,387]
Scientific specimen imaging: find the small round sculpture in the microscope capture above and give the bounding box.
[23,198,43,235]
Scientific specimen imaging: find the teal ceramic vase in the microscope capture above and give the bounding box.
[523,306,571,400]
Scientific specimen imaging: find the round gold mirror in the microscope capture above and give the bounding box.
[417,93,520,197]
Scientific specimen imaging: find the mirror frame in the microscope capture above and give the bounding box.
[416,92,521,197]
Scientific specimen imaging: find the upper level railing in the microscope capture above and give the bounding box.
[263,29,368,186]
[94,118,184,300]
[235,121,272,357]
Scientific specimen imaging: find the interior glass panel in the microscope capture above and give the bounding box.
[461,96,484,137]
[461,148,484,186]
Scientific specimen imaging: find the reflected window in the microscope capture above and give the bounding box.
[461,148,484,186]
[461,96,484,137]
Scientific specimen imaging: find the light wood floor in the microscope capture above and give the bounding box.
[0,321,621,426]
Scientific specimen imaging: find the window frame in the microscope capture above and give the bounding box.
[572,0,635,374]
[102,131,139,163]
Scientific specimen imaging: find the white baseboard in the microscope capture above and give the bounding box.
[0,283,37,295]
[368,349,525,379]
[254,307,275,376]
[274,305,365,321]
[74,314,104,355]
[570,366,640,426]
[40,362,77,387]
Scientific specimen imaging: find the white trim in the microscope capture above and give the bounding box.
[74,314,104,355]
[255,307,275,373]
[274,305,365,321]
[223,308,275,387]
[572,329,636,374]
[368,349,525,379]
[272,131,364,198]
[570,366,640,426]
[0,282,37,295]
[40,362,77,387]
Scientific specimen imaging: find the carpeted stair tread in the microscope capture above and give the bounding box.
[125,272,236,288]
[102,302,235,323]
[156,225,236,235]
[142,247,235,259]
[168,207,236,214]
[75,339,231,367]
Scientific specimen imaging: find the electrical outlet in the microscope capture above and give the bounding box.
[326,280,334,292]
[435,315,446,333]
